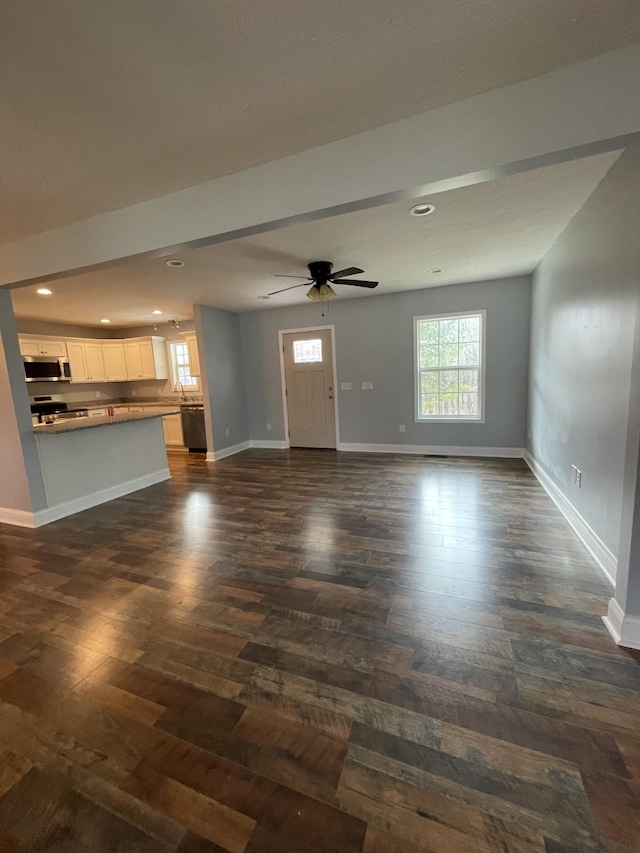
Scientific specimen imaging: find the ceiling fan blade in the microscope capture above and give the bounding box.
[273,274,312,279]
[331,278,378,288]
[267,283,309,295]
[329,266,364,279]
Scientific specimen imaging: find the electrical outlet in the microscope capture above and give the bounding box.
[399,424,405,433]
[266,423,272,431]
[340,382,352,391]
[362,381,373,390]
[95,391,100,399]
[225,428,230,437]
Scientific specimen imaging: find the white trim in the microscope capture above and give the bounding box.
[336,442,524,458]
[603,598,640,650]
[0,468,171,529]
[524,450,617,586]
[413,309,486,424]
[278,325,340,449]
[0,507,38,528]
[206,441,250,462]
[250,440,288,449]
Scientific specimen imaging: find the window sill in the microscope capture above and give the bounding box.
[415,417,485,425]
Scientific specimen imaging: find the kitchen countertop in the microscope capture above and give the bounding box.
[33,408,180,435]
[74,398,202,409]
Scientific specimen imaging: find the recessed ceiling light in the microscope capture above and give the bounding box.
[152,310,163,315]
[36,287,52,295]
[257,295,270,300]
[429,268,443,274]
[165,259,185,268]
[409,203,435,217]
[100,318,111,324]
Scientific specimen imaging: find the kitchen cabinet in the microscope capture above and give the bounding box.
[66,341,106,383]
[181,332,200,377]
[88,408,107,417]
[124,337,169,381]
[163,413,185,448]
[19,337,68,357]
[101,342,128,381]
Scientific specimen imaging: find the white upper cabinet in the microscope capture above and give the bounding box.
[19,333,169,384]
[124,337,169,381]
[102,342,128,381]
[181,331,201,377]
[66,340,105,383]
[19,337,68,357]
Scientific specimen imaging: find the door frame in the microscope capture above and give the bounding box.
[278,325,340,449]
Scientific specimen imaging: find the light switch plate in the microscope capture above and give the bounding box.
[362,381,373,390]
[340,382,352,391]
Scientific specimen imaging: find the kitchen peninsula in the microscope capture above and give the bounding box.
[32,407,179,525]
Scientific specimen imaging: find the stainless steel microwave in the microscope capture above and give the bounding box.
[23,355,71,383]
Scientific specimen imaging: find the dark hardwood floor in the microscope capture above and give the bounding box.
[0,450,639,852]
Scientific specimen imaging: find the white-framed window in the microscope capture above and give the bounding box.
[414,310,485,422]
[169,341,199,391]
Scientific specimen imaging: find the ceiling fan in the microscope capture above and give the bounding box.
[268,260,378,302]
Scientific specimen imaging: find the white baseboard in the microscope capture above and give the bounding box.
[603,598,640,650]
[0,468,171,529]
[206,441,251,462]
[336,442,526,458]
[250,440,288,450]
[0,507,38,528]
[524,450,617,586]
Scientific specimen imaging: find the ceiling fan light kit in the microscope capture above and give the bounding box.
[307,283,336,302]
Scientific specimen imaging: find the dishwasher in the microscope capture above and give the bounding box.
[180,404,207,451]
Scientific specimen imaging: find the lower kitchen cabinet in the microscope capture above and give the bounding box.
[162,413,185,448]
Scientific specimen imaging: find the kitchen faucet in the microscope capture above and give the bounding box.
[174,381,186,401]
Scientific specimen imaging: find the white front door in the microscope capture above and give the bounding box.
[283,329,336,449]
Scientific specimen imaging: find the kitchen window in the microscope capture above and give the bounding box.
[414,310,485,422]
[169,341,199,391]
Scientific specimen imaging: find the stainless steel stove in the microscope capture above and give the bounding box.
[30,394,89,425]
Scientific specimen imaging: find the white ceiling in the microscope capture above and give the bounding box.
[1,1,638,245]
[10,152,620,326]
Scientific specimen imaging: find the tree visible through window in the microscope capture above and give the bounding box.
[170,342,199,389]
[414,311,484,421]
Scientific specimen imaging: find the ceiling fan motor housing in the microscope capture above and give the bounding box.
[308,260,333,283]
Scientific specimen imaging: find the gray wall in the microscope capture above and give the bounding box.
[240,277,531,448]
[616,312,640,615]
[528,147,640,558]
[0,290,47,513]
[15,317,116,339]
[194,304,249,452]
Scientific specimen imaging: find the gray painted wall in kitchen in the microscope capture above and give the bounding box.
[15,317,116,339]
[0,290,47,513]
[194,304,249,452]
[240,277,531,449]
[528,147,640,560]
